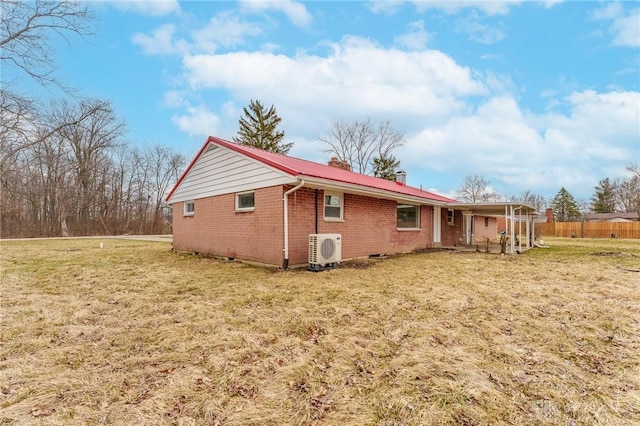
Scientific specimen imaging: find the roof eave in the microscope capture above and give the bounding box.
[298,176,450,206]
[446,202,538,215]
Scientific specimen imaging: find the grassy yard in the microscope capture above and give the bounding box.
[1,237,639,425]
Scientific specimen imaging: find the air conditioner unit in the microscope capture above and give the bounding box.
[308,234,341,268]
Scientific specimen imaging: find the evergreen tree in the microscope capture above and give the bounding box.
[372,155,400,181]
[551,187,581,221]
[590,178,616,213]
[233,100,292,154]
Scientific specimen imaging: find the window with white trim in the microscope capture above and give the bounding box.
[484,216,490,228]
[323,193,343,221]
[184,200,195,216]
[447,209,455,225]
[397,204,420,229]
[235,191,255,212]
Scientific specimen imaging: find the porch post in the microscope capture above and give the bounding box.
[510,205,515,254]
[526,211,531,248]
[433,206,442,246]
[463,211,473,246]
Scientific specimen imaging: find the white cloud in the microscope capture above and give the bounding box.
[610,9,640,47]
[132,24,179,55]
[412,1,522,16]
[367,0,404,16]
[181,36,486,131]
[543,90,640,160]
[394,20,431,50]
[172,104,221,138]
[592,3,640,47]
[240,0,312,28]
[111,0,180,17]
[162,90,189,108]
[591,2,623,20]
[193,12,263,52]
[132,13,263,56]
[455,12,507,44]
[544,0,564,8]
[400,89,640,196]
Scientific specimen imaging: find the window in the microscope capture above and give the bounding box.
[324,193,343,221]
[235,191,255,212]
[397,204,420,229]
[184,200,195,216]
[484,216,490,228]
[447,209,455,225]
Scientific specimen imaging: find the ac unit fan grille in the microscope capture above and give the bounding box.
[320,238,335,259]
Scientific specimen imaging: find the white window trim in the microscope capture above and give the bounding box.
[323,192,344,222]
[397,204,420,230]
[235,191,255,212]
[447,209,455,225]
[183,200,195,216]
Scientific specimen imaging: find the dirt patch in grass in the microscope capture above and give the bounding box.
[1,237,639,425]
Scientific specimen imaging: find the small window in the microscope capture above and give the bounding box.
[484,216,490,228]
[184,200,195,216]
[324,193,343,221]
[235,191,255,211]
[397,204,420,229]
[447,209,454,225]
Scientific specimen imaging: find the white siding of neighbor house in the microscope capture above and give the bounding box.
[169,144,296,203]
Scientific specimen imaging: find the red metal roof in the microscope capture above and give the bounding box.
[167,136,457,204]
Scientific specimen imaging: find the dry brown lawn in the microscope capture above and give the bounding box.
[1,237,639,425]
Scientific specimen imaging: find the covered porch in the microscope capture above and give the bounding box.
[435,202,539,254]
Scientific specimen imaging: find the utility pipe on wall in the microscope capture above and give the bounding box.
[282,180,305,270]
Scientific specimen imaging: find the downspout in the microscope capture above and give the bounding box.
[315,189,319,234]
[283,180,305,270]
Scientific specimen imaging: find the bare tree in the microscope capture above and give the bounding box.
[49,99,125,234]
[143,145,186,233]
[319,118,405,175]
[509,190,547,213]
[0,0,93,89]
[615,162,640,213]
[458,175,500,202]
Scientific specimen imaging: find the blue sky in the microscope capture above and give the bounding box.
[14,0,640,202]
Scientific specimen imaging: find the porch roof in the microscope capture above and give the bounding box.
[446,202,538,216]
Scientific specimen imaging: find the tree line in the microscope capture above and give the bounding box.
[1,1,186,238]
[456,170,640,222]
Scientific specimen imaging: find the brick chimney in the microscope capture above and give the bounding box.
[328,157,351,171]
[545,208,554,223]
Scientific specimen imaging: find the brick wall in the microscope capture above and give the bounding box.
[173,185,438,267]
[171,185,284,265]
[441,209,464,246]
[286,187,434,265]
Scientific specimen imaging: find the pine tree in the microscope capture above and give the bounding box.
[372,155,400,181]
[233,100,292,154]
[590,178,616,213]
[551,187,581,221]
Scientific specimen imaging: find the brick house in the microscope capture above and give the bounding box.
[166,136,536,267]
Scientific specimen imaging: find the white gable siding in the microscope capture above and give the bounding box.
[169,144,295,203]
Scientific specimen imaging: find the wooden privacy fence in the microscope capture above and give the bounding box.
[538,222,640,239]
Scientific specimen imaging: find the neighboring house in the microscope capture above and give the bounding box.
[166,137,537,267]
[584,212,640,222]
